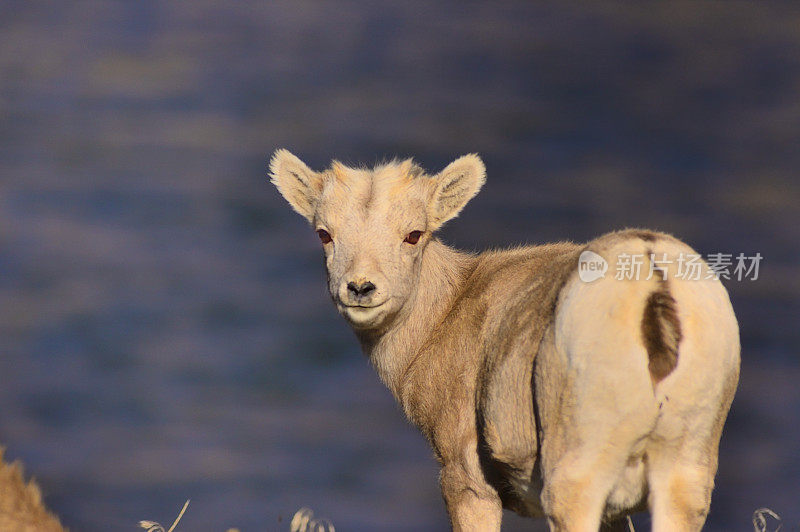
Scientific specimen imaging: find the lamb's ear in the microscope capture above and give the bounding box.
[428,154,486,230]
[269,149,324,223]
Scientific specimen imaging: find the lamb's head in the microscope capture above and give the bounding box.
[270,149,485,331]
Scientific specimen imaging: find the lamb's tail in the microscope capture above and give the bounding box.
[641,281,682,386]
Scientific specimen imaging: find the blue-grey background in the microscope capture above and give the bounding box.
[1,2,798,531]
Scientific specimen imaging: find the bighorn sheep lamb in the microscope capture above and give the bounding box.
[270,150,740,532]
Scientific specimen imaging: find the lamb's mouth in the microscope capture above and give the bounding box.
[342,303,386,309]
[339,298,389,310]
[338,300,391,327]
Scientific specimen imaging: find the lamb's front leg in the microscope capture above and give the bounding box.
[439,462,502,532]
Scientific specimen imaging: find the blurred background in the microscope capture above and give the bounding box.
[1,2,798,530]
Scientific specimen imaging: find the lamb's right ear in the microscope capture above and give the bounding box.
[269,149,324,223]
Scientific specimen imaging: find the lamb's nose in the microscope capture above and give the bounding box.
[347,281,376,297]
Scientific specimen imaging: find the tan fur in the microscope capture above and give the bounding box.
[271,151,740,532]
[0,449,66,532]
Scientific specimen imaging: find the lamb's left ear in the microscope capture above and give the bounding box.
[269,149,324,223]
[428,154,486,230]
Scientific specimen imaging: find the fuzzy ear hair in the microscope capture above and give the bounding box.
[269,149,323,223]
[428,154,486,230]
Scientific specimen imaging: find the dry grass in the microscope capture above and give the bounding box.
[0,447,336,532]
[0,450,778,532]
[289,507,335,532]
[137,503,334,532]
[0,448,66,532]
[138,500,191,532]
[752,507,782,532]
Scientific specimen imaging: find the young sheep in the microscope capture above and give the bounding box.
[270,150,740,532]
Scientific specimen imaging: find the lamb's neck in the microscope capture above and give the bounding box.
[356,239,477,399]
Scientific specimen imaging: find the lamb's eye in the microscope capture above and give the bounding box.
[316,229,332,244]
[404,230,423,245]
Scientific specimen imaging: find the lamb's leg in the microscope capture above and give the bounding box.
[539,400,655,532]
[646,429,720,532]
[648,463,713,532]
[439,463,502,532]
[646,345,738,532]
[541,454,612,532]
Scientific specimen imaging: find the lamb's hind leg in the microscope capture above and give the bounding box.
[646,341,739,531]
[538,364,656,531]
[539,378,656,532]
[646,448,715,532]
[646,400,730,532]
[541,447,629,532]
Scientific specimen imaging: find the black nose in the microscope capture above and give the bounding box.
[347,281,376,297]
